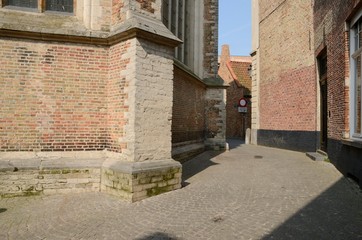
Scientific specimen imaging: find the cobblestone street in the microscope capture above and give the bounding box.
[1,140,362,240]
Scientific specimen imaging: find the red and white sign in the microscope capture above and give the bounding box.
[239,98,248,107]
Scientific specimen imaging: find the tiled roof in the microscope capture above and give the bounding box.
[230,61,252,92]
[229,56,252,63]
[218,55,252,63]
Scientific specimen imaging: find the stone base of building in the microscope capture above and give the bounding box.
[0,153,182,202]
[205,138,228,151]
[101,159,182,202]
[0,157,103,198]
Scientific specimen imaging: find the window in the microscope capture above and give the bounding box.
[162,0,204,77]
[351,16,362,138]
[45,0,73,13]
[6,0,37,8]
[3,0,74,13]
[162,0,191,65]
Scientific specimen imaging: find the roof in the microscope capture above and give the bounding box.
[218,55,252,63]
[229,56,252,63]
[229,61,252,91]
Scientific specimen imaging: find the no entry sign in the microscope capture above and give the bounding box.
[239,98,247,107]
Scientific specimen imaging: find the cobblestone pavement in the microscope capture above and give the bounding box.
[1,140,362,240]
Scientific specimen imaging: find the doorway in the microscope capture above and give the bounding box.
[320,80,328,152]
[318,51,328,152]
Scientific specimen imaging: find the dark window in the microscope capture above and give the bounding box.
[7,0,37,8]
[318,53,327,79]
[46,0,73,13]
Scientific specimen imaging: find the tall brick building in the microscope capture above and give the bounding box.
[252,0,362,187]
[251,0,317,152]
[0,0,226,200]
[313,0,362,187]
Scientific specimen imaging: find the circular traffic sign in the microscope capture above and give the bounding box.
[239,98,247,107]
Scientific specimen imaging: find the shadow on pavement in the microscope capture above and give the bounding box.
[135,232,178,240]
[0,208,6,213]
[181,139,245,187]
[227,138,245,150]
[262,178,362,239]
[181,151,221,186]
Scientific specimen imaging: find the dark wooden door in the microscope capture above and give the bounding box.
[320,80,328,152]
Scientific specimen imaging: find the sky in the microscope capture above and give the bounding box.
[218,0,252,56]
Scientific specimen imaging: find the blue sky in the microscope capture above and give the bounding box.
[218,0,252,56]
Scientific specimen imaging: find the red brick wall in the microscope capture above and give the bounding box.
[225,81,249,138]
[313,0,362,186]
[219,62,252,138]
[260,66,316,131]
[259,0,316,132]
[0,39,130,152]
[172,66,206,144]
[314,0,356,140]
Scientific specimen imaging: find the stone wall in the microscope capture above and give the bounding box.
[205,88,227,150]
[203,0,219,79]
[101,161,181,202]
[0,153,103,197]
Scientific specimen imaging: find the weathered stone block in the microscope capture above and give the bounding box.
[101,159,181,202]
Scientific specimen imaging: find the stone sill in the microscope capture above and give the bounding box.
[0,158,105,172]
[341,139,362,149]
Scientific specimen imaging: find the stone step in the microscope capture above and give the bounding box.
[306,152,328,161]
[317,149,328,156]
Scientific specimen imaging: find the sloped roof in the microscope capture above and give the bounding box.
[230,60,252,91]
[230,56,252,63]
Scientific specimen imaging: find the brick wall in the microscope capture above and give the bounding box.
[225,81,249,138]
[218,46,252,139]
[314,0,362,186]
[314,0,356,140]
[0,0,186,200]
[0,39,109,152]
[257,0,317,151]
[260,66,316,131]
[172,66,206,144]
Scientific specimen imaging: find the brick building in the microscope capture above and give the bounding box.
[0,0,226,200]
[251,0,317,152]
[218,45,252,139]
[252,0,362,187]
[314,0,362,186]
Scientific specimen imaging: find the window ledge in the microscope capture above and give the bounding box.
[2,5,38,13]
[341,139,362,149]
